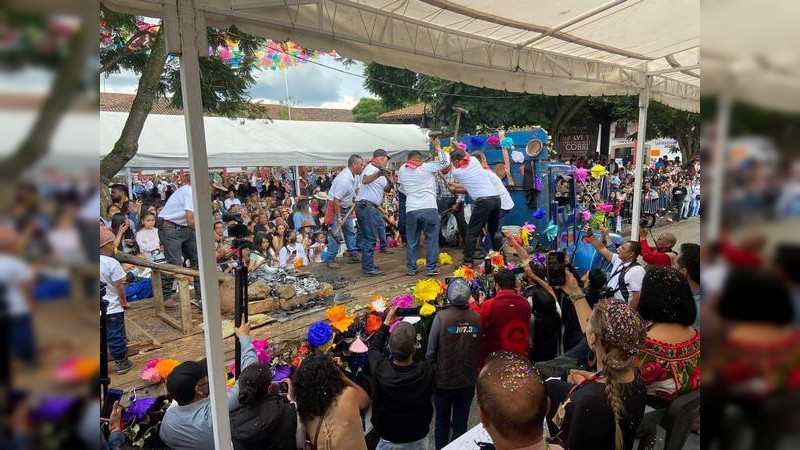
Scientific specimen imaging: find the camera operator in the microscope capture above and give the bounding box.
[638,227,677,267]
[586,227,645,310]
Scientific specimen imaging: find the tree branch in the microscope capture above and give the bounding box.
[99,29,150,74]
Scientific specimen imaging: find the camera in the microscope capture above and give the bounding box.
[639,212,657,229]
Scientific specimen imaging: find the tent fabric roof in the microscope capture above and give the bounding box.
[104,0,699,112]
[98,111,429,168]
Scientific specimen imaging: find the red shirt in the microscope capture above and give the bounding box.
[472,289,532,366]
[639,239,674,267]
[719,238,762,268]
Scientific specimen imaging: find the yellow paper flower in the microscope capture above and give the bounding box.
[413,278,442,303]
[417,258,426,266]
[226,377,236,389]
[326,304,355,332]
[155,358,180,380]
[453,266,475,282]
[419,302,436,317]
[590,164,608,179]
[520,228,530,247]
[443,146,451,153]
[438,252,453,265]
[294,258,304,269]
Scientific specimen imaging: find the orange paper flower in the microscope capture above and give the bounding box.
[155,358,180,380]
[366,313,383,335]
[326,304,355,332]
[490,254,505,268]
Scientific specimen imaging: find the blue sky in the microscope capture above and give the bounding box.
[100,54,375,109]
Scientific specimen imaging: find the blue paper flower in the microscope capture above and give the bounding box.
[544,221,559,241]
[500,137,514,149]
[532,208,547,220]
[308,321,334,347]
[470,136,485,147]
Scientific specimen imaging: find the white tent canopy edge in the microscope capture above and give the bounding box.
[98,112,430,168]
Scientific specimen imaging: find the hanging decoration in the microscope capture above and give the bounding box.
[470,136,485,147]
[544,221,559,241]
[487,135,501,147]
[500,137,515,149]
[511,151,525,164]
[210,38,333,71]
[532,208,547,220]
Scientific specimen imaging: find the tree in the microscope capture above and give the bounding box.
[352,98,386,123]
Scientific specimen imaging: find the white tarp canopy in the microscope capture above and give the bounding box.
[105,0,699,112]
[99,111,429,168]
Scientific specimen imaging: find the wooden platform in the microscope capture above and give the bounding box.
[111,248,459,391]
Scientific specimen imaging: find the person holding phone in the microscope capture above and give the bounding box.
[587,227,645,310]
[278,230,309,269]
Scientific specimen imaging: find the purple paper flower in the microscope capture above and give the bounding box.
[533,254,546,265]
[272,365,291,382]
[532,208,547,220]
[535,176,543,191]
[31,397,77,423]
[123,397,157,423]
[470,136,485,147]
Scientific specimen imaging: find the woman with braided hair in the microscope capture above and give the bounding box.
[547,271,647,450]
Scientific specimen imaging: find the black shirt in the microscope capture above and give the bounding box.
[671,186,688,203]
[547,373,646,450]
[368,324,435,443]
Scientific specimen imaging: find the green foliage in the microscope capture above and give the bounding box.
[1,9,79,70]
[351,98,386,123]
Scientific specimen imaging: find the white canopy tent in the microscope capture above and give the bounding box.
[102,2,700,447]
[98,111,429,168]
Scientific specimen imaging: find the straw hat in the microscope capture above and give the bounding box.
[313,191,328,201]
[100,226,116,248]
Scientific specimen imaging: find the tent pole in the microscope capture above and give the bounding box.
[171,1,232,448]
[707,92,731,242]
[630,75,651,240]
[294,165,301,196]
[126,167,133,199]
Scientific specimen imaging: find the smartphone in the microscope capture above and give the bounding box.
[547,251,566,286]
[101,388,124,421]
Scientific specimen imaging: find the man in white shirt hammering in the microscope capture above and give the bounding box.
[356,149,394,276]
[398,137,449,276]
[446,149,501,268]
[323,154,366,269]
[157,173,228,306]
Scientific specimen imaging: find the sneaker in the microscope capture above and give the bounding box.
[426,269,440,276]
[115,358,134,375]
[406,271,417,276]
[326,261,341,269]
[363,269,385,277]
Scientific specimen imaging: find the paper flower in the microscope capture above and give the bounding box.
[599,203,614,213]
[522,222,536,233]
[575,168,589,181]
[392,293,414,308]
[252,339,273,365]
[413,278,442,302]
[487,135,501,147]
[366,313,383,335]
[535,176,543,191]
[326,305,355,332]
[453,265,475,282]
[419,302,436,317]
[590,164,608,179]
[490,252,505,268]
[443,146,451,153]
[511,151,525,164]
[438,252,453,265]
[507,263,518,271]
[544,221,558,241]
[348,336,369,353]
[155,359,180,380]
[417,258,426,266]
[56,357,99,384]
[500,137,514,149]
[272,365,291,381]
[470,136,485,147]
[456,142,467,151]
[226,377,236,389]
[580,210,592,221]
[532,208,547,220]
[123,397,157,423]
[308,321,334,347]
[141,367,161,384]
[520,227,531,247]
[370,296,387,312]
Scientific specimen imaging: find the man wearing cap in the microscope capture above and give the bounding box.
[356,149,393,276]
[324,154,365,269]
[398,137,449,276]
[426,278,482,449]
[157,173,227,305]
[368,306,435,449]
[160,321,256,449]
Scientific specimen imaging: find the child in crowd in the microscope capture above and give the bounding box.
[100,226,133,374]
[309,232,328,263]
[135,212,162,262]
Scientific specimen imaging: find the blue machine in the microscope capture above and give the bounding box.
[439,128,623,275]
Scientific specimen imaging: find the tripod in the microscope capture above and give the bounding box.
[100,282,110,402]
[231,239,249,379]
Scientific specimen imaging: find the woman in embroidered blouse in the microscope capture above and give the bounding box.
[635,266,700,404]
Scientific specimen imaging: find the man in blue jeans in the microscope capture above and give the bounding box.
[356,149,393,276]
[324,154,365,268]
[398,140,449,276]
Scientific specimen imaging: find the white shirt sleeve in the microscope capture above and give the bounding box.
[182,188,195,212]
[110,259,126,283]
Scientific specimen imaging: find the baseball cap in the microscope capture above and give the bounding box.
[373,148,391,159]
[166,359,208,405]
[388,322,415,359]
[446,278,472,306]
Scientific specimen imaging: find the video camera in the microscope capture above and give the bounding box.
[223,212,249,240]
[639,212,657,229]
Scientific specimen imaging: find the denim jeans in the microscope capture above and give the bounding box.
[406,208,440,273]
[326,206,359,262]
[691,198,701,216]
[355,201,382,272]
[482,208,510,256]
[681,200,692,219]
[398,192,408,244]
[433,386,475,449]
[106,312,128,361]
[377,215,388,251]
[159,225,200,299]
[9,315,36,362]
[376,437,427,450]
[464,196,501,265]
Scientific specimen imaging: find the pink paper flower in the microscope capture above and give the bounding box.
[599,203,614,213]
[392,293,414,308]
[487,135,501,147]
[575,168,589,181]
[580,210,591,221]
[522,222,536,233]
[141,367,162,383]
[456,142,467,151]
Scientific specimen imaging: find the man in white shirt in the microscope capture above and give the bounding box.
[446,149,501,267]
[398,138,449,276]
[157,173,228,305]
[223,190,242,211]
[472,151,515,257]
[324,154,365,269]
[355,149,393,276]
[587,227,646,309]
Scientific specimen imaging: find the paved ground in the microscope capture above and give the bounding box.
[652,216,701,249]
